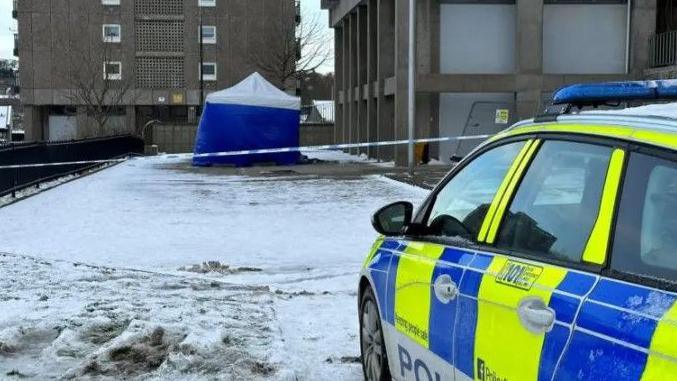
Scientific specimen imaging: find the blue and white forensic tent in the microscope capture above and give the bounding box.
[192,72,301,167]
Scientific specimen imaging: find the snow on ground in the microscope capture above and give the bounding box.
[0,253,281,381]
[0,152,428,380]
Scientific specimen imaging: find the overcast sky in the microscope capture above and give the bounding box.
[0,1,15,60]
[0,1,333,72]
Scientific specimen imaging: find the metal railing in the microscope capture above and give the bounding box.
[649,30,677,68]
[0,135,144,198]
[301,102,335,125]
[12,0,17,18]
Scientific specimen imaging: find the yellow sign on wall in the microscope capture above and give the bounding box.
[495,109,510,124]
[171,92,185,105]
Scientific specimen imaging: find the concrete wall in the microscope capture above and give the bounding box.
[300,124,334,146]
[324,0,657,165]
[152,124,198,154]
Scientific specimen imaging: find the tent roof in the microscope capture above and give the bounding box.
[205,72,300,111]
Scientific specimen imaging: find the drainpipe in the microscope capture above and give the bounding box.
[625,0,632,74]
[199,7,205,114]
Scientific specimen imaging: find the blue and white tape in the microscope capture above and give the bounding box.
[0,134,492,169]
[193,134,492,158]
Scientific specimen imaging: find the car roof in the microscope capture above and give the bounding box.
[494,104,677,152]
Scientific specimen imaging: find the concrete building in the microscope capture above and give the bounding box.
[321,0,658,164]
[14,0,299,142]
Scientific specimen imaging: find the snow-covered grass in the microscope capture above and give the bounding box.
[0,153,428,380]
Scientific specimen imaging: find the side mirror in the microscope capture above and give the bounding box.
[372,201,413,236]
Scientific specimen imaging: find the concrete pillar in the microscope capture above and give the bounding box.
[415,0,437,161]
[335,26,344,144]
[366,0,378,158]
[630,0,657,77]
[516,0,544,120]
[342,18,350,146]
[349,12,358,154]
[357,5,368,155]
[126,106,137,135]
[23,106,44,142]
[393,0,410,165]
[377,0,395,161]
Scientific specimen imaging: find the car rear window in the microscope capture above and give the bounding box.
[611,152,677,282]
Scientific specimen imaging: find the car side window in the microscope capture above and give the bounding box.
[426,141,527,240]
[611,153,677,282]
[495,141,613,263]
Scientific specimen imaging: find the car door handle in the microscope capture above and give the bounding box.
[518,297,556,334]
[433,274,458,304]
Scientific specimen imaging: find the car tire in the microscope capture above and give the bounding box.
[360,286,391,381]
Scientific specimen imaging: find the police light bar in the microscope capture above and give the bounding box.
[552,80,677,106]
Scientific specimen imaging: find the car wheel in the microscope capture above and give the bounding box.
[360,286,391,381]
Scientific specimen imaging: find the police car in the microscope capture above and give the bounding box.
[359,81,677,381]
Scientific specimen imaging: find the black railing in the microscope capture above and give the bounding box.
[301,103,335,125]
[649,30,677,68]
[12,0,17,18]
[0,135,143,198]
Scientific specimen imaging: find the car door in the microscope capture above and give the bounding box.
[383,139,532,381]
[449,139,624,381]
[555,150,677,380]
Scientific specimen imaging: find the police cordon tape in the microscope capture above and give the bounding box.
[192,133,493,158]
[0,134,492,169]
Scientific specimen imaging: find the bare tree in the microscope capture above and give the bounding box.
[249,7,333,89]
[59,39,135,137]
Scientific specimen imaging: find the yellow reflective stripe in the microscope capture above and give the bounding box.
[582,149,625,265]
[641,301,677,380]
[363,236,384,269]
[477,140,535,243]
[486,140,542,244]
[494,123,677,152]
[632,129,677,152]
[474,256,567,381]
[394,242,445,347]
[494,124,635,144]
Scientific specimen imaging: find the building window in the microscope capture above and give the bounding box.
[199,0,216,7]
[103,24,121,43]
[200,26,216,44]
[200,63,217,81]
[104,62,122,80]
[102,0,120,5]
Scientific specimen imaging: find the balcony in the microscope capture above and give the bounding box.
[13,33,18,57]
[12,0,17,18]
[649,30,677,68]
